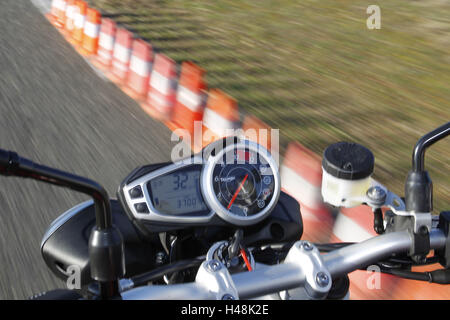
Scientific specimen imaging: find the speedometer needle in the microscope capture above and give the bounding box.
[227,174,249,209]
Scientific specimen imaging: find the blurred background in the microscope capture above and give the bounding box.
[0,0,448,299]
[91,0,449,212]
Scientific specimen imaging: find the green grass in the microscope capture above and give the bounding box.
[89,0,450,213]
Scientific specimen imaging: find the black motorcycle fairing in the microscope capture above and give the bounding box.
[153,191,304,264]
[41,199,163,287]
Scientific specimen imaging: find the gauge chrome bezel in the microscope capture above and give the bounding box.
[201,140,280,226]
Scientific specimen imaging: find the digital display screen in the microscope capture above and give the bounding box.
[148,169,208,215]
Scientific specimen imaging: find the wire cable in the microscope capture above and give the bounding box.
[131,257,205,287]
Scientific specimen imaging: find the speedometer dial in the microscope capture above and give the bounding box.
[213,149,275,217]
[202,139,280,226]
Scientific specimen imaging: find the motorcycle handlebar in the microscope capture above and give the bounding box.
[120,229,447,300]
[323,229,446,278]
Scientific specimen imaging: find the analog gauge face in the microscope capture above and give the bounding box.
[202,140,280,226]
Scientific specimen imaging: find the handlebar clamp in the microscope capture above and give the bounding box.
[283,241,332,299]
[409,225,431,263]
[195,260,239,300]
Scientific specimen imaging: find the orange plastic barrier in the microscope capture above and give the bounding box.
[330,205,399,299]
[71,0,87,46]
[201,89,240,149]
[169,62,207,139]
[280,142,334,243]
[124,39,153,100]
[143,53,177,121]
[110,28,133,84]
[92,18,116,70]
[80,8,101,56]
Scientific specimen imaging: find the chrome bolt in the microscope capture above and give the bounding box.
[207,260,222,272]
[367,186,386,204]
[316,272,330,287]
[302,241,313,251]
[221,294,235,300]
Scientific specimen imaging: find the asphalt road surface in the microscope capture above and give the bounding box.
[0,0,175,299]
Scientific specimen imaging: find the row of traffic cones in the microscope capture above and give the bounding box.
[47,0,242,152]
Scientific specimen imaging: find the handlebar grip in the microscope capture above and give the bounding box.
[0,149,34,177]
[0,149,17,174]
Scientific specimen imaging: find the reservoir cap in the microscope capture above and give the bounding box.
[322,142,374,180]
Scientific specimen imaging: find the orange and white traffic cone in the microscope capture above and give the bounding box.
[330,205,399,299]
[91,18,116,71]
[123,39,153,101]
[280,142,334,243]
[168,62,207,141]
[80,8,101,56]
[47,0,66,28]
[47,0,58,23]
[201,89,240,150]
[55,0,67,28]
[70,0,87,47]
[142,53,177,121]
[109,28,133,84]
[62,0,76,39]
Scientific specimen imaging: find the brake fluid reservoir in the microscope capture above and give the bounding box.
[321,142,374,207]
